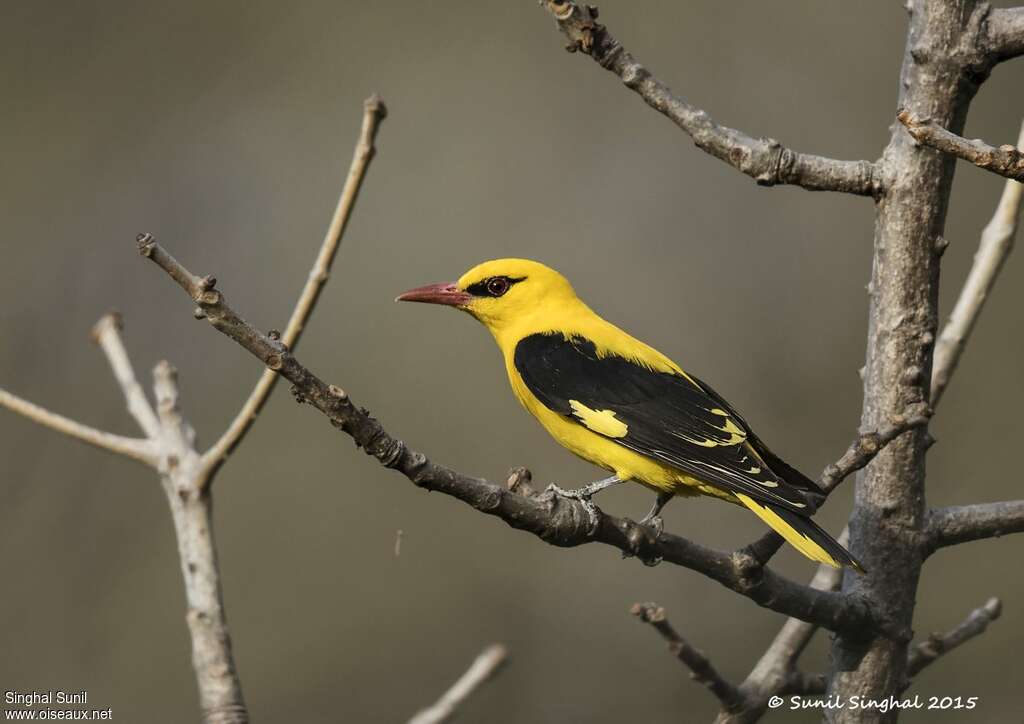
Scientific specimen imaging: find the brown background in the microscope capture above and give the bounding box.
[1,1,1022,722]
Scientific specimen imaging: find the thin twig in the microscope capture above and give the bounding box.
[408,644,508,724]
[931,121,1024,407]
[539,1,880,196]
[154,361,196,452]
[898,111,1024,182]
[138,234,885,636]
[0,387,158,466]
[199,95,387,484]
[631,602,743,711]
[816,406,932,497]
[925,500,1024,553]
[91,311,162,439]
[905,598,1001,678]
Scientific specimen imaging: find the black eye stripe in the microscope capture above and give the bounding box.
[465,275,526,298]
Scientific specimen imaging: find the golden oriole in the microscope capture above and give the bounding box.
[398,258,862,571]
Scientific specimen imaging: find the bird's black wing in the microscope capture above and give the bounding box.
[686,372,826,507]
[514,332,815,513]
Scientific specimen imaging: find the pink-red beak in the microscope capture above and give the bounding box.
[395,282,471,307]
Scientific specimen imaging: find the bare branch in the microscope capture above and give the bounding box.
[747,541,844,680]
[714,534,845,724]
[154,361,196,454]
[199,95,387,483]
[925,500,1024,553]
[148,358,247,722]
[2,315,244,721]
[906,598,1001,678]
[631,602,743,712]
[740,405,930,566]
[0,387,157,466]
[163,456,248,724]
[898,110,1024,182]
[539,1,880,196]
[2,323,245,721]
[931,122,1024,407]
[816,407,932,496]
[138,235,885,636]
[986,7,1024,63]
[91,312,162,439]
[408,644,507,724]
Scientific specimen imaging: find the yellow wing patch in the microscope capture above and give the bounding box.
[670,408,747,448]
[709,408,747,442]
[569,400,628,438]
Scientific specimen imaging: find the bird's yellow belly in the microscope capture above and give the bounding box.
[510,374,735,502]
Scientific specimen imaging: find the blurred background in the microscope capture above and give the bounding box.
[1,1,1022,722]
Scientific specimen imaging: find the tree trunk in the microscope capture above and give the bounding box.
[828,2,990,719]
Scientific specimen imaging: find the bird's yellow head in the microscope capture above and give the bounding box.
[397,258,579,332]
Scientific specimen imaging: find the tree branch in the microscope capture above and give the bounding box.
[717,541,1002,721]
[408,644,507,724]
[154,361,196,453]
[198,95,387,484]
[147,360,247,724]
[0,387,158,466]
[905,597,1001,678]
[925,500,1024,553]
[91,311,163,439]
[986,7,1024,63]
[1,97,393,724]
[138,234,886,636]
[714,535,844,724]
[0,329,247,722]
[631,602,743,712]
[898,110,1024,182]
[931,121,1024,407]
[539,1,880,196]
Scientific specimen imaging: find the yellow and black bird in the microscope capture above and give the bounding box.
[397,259,862,571]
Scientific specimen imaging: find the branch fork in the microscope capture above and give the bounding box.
[0,96,388,724]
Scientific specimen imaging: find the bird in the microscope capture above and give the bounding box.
[397,258,863,571]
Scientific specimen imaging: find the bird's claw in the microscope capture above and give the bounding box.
[638,514,664,537]
[543,483,602,531]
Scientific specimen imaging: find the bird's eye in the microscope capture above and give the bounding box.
[486,277,510,297]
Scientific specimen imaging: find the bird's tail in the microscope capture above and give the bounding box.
[735,493,865,573]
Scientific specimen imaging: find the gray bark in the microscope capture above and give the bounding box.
[828,2,996,720]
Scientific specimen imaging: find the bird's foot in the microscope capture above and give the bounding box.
[636,491,672,538]
[637,513,664,537]
[542,484,602,531]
